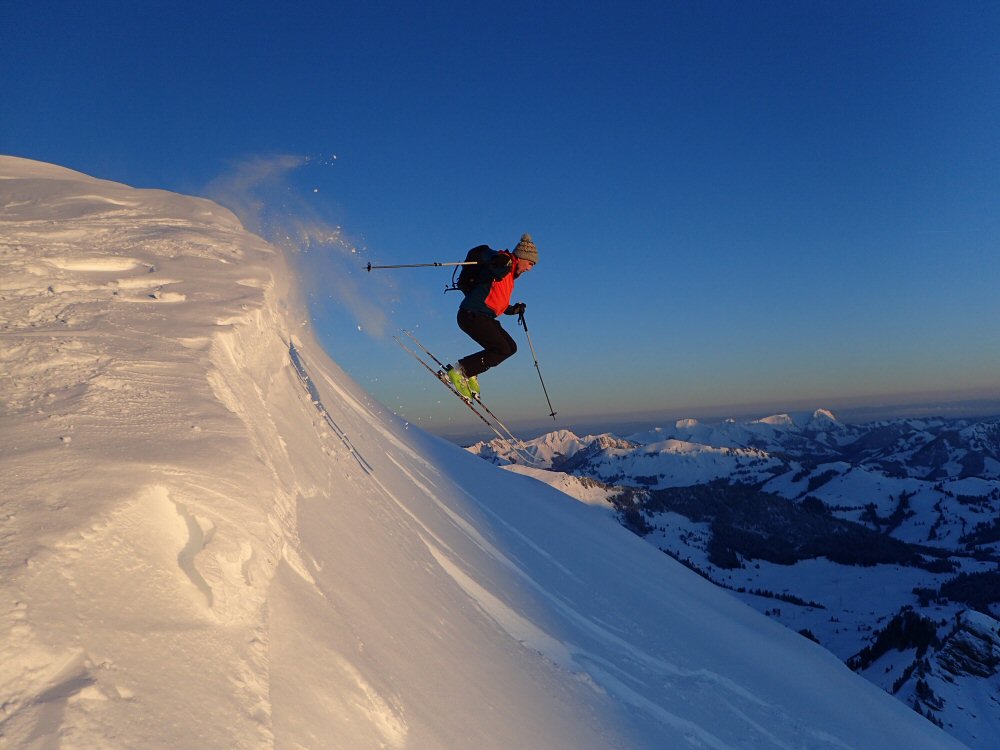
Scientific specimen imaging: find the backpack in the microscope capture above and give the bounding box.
[453,245,493,294]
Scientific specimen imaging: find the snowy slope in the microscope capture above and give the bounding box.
[484,419,1000,747]
[0,156,968,749]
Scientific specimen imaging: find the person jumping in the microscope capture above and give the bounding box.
[447,233,539,400]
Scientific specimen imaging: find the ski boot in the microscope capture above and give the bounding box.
[446,364,473,400]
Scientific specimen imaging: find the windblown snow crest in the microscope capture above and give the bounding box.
[0,155,306,747]
[0,157,969,749]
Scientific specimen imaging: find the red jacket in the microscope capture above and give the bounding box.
[459,249,517,317]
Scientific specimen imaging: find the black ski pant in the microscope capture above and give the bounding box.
[457,309,517,378]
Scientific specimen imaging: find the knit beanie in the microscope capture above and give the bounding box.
[513,233,539,264]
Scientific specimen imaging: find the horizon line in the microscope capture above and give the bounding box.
[427,392,1000,445]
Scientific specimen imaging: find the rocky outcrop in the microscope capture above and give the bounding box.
[937,611,1000,679]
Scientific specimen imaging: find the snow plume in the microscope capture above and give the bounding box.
[204,153,393,337]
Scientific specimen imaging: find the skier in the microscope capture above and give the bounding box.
[446,233,539,400]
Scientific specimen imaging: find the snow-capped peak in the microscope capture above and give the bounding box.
[757,413,797,427]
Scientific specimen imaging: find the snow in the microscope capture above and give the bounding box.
[482,409,1000,747]
[505,465,619,510]
[0,155,969,748]
[944,477,996,497]
[758,413,797,427]
[624,410,844,454]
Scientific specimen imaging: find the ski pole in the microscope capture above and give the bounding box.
[517,312,557,420]
[366,260,480,272]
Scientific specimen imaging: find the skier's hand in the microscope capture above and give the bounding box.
[505,302,526,316]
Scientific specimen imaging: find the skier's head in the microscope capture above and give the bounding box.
[513,233,539,265]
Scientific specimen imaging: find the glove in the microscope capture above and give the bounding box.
[505,302,526,316]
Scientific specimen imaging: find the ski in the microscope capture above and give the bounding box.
[400,330,542,465]
[393,335,538,466]
[400,330,541,464]
[393,335,520,458]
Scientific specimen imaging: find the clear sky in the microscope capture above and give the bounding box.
[4,1,999,439]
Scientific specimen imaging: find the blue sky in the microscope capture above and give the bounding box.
[3,1,999,438]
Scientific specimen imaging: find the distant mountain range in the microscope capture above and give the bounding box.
[470,410,1000,749]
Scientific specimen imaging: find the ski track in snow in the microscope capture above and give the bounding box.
[288,340,373,474]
